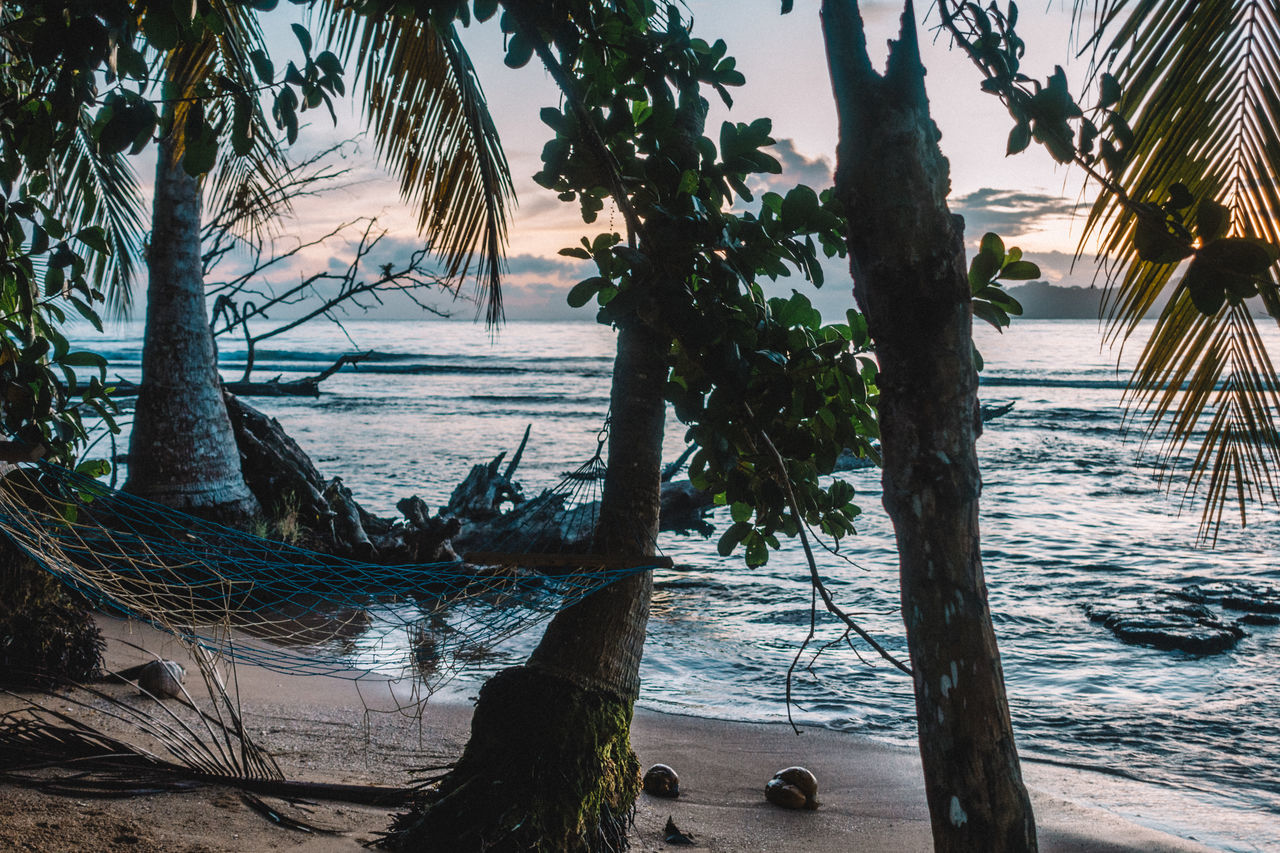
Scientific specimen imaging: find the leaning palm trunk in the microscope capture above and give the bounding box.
[822,1,1036,850]
[126,126,259,524]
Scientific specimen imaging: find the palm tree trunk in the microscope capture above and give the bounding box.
[386,321,666,853]
[125,128,259,524]
[822,2,1037,850]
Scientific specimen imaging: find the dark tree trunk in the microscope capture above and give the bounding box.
[125,127,260,524]
[385,41,705,851]
[822,2,1037,851]
[386,321,666,853]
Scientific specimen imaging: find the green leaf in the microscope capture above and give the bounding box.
[1195,200,1230,243]
[972,299,1009,330]
[182,130,217,177]
[74,227,110,255]
[250,49,275,84]
[566,277,606,308]
[68,296,103,332]
[997,260,1040,280]
[781,185,820,228]
[1199,237,1274,276]
[729,502,753,523]
[48,243,75,268]
[1166,183,1195,211]
[75,459,111,478]
[1099,72,1121,109]
[717,521,752,557]
[968,250,1000,293]
[291,23,312,56]
[1133,212,1193,265]
[505,33,535,68]
[1183,257,1225,316]
[1007,122,1032,156]
[979,233,1005,264]
[231,94,253,157]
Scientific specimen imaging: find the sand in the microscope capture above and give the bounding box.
[0,617,1217,852]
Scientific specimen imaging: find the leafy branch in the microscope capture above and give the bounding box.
[940,0,1280,535]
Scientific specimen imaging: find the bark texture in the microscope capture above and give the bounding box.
[822,2,1037,850]
[385,75,703,850]
[126,132,260,524]
[385,322,665,853]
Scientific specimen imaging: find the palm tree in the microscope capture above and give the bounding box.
[125,16,274,520]
[125,6,514,520]
[1076,0,1280,536]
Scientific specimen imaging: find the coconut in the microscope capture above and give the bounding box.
[642,763,680,798]
[765,766,819,810]
[136,660,185,699]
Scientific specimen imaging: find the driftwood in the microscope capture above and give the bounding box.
[218,408,715,566]
[221,393,457,564]
[107,352,372,399]
[659,480,714,536]
[323,477,375,558]
[451,490,596,555]
[224,393,331,527]
[443,426,530,521]
[661,443,697,483]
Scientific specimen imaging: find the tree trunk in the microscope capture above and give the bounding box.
[125,128,260,525]
[386,322,666,853]
[821,2,1037,850]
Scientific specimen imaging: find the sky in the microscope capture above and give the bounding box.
[227,1,1105,324]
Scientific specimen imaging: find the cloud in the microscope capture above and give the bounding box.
[505,252,591,278]
[771,138,835,188]
[951,188,1084,239]
[743,138,836,200]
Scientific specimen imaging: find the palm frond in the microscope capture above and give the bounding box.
[1126,296,1280,539]
[1078,0,1280,532]
[161,2,290,244]
[3,41,147,315]
[1,646,282,784]
[50,122,146,315]
[316,10,514,323]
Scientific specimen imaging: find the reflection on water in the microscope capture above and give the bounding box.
[83,318,1280,851]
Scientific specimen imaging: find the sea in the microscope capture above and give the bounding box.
[75,317,1279,851]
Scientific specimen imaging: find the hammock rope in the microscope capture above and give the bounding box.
[0,450,663,691]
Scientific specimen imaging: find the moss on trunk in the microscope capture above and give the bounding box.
[385,665,640,852]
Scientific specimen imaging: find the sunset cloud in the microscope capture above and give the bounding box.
[951,188,1085,240]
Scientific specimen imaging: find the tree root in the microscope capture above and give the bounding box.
[384,665,639,852]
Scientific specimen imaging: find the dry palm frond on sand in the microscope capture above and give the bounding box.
[0,643,411,815]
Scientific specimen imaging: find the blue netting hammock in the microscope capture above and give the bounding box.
[0,454,663,691]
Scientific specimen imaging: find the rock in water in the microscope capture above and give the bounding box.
[136,660,185,699]
[1084,599,1245,655]
[643,763,680,798]
[765,766,819,810]
[1180,581,1280,615]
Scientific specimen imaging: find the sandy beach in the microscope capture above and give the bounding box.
[0,617,1217,852]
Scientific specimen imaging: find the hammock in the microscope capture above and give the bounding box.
[0,457,664,691]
